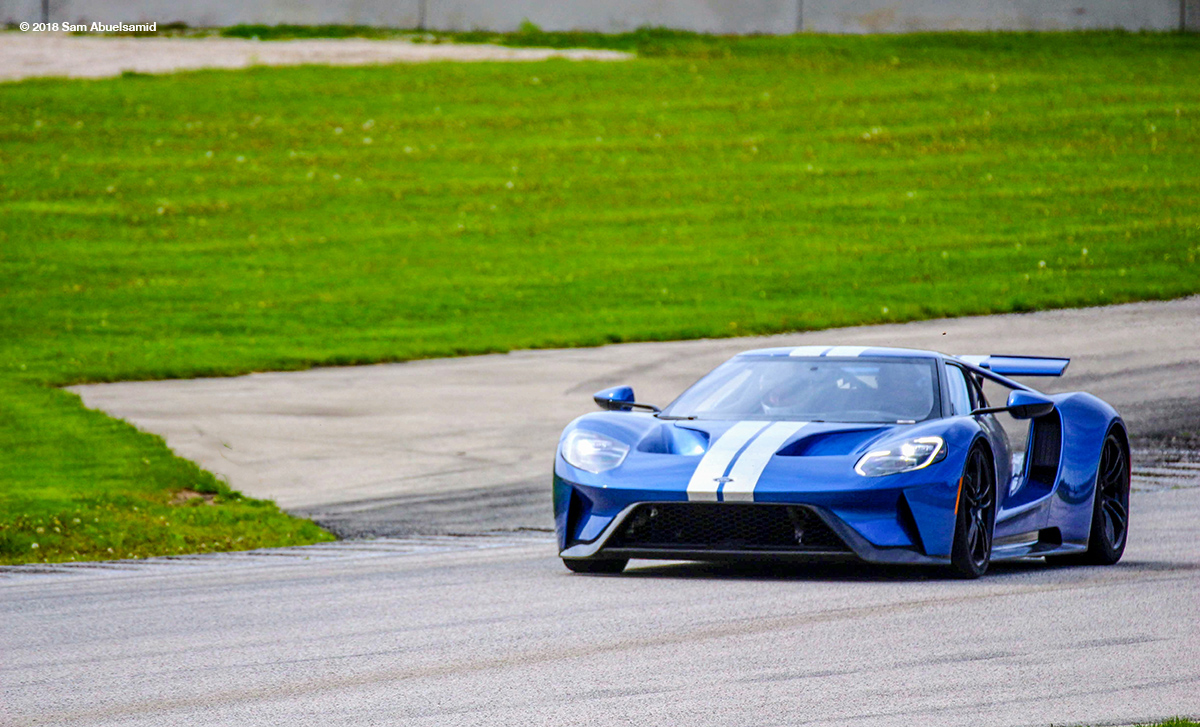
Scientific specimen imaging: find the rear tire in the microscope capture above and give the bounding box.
[562,558,627,574]
[1046,430,1129,566]
[949,444,996,579]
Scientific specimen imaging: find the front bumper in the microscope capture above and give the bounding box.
[559,499,950,566]
[554,471,962,565]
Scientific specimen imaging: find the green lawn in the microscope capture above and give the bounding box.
[2,31,1198,564]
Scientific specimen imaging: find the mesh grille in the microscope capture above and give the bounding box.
[608,503,849,552]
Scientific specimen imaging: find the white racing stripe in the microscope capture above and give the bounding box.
[788,346,832,357]
[721,421,810,502]
[824,345,871,357]
[686,421,769,502]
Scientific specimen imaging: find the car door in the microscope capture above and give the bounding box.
[944,363,1015,516]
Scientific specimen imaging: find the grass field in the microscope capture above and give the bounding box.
[2,31,1198,564]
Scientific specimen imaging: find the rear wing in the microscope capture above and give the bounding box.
[955,355,1070,377]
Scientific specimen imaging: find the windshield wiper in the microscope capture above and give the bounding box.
[655,414,697,420]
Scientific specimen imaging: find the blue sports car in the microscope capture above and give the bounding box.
[553,346,1130,578]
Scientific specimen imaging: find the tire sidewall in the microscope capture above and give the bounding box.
[1088,429,1130,564]
[562,558,628,574]
[950,442,995,579]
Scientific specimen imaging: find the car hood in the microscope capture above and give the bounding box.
[568,413,912,461]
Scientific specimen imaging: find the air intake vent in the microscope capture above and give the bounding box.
[609,503,849,552]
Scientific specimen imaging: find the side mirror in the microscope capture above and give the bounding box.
[1004,390,1055,420]
[594,386,636,411]
[593,386,660,413]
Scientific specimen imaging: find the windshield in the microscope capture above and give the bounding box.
[659,357,940,423]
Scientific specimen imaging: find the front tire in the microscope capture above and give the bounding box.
[562,558,627,574]
[949,444,996,579]
[1047,430,1130,566]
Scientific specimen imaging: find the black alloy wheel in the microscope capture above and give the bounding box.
[1048,431,1130,566]
[950,444,996,579]
[562,557,628,574]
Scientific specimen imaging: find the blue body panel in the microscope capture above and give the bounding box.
[553,347,1125,567]
[1047,392,1121,544]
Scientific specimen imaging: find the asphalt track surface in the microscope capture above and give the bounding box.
[2,489,1198,727]
[3,298,1198,725]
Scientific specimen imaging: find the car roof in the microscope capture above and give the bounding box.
[736,345,943,360]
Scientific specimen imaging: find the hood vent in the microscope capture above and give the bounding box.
[776,428,885,457]
[636,424,710,455]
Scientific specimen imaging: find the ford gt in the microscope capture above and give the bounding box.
[553,346,1130,578]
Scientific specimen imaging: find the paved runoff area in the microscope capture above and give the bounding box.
[2,297,1197,726]
[0,33,630,83]
[69,296,1200,534]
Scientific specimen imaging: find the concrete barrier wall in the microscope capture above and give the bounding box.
[805,0,1180,33]
[428,0,800,34]
[1186,0,1200,30]
[0,0,1190,33]
[2,0,421,28]
[2,0,40,25]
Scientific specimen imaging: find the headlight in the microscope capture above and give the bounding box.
[855,436,946,477]
[562,429,630,473]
